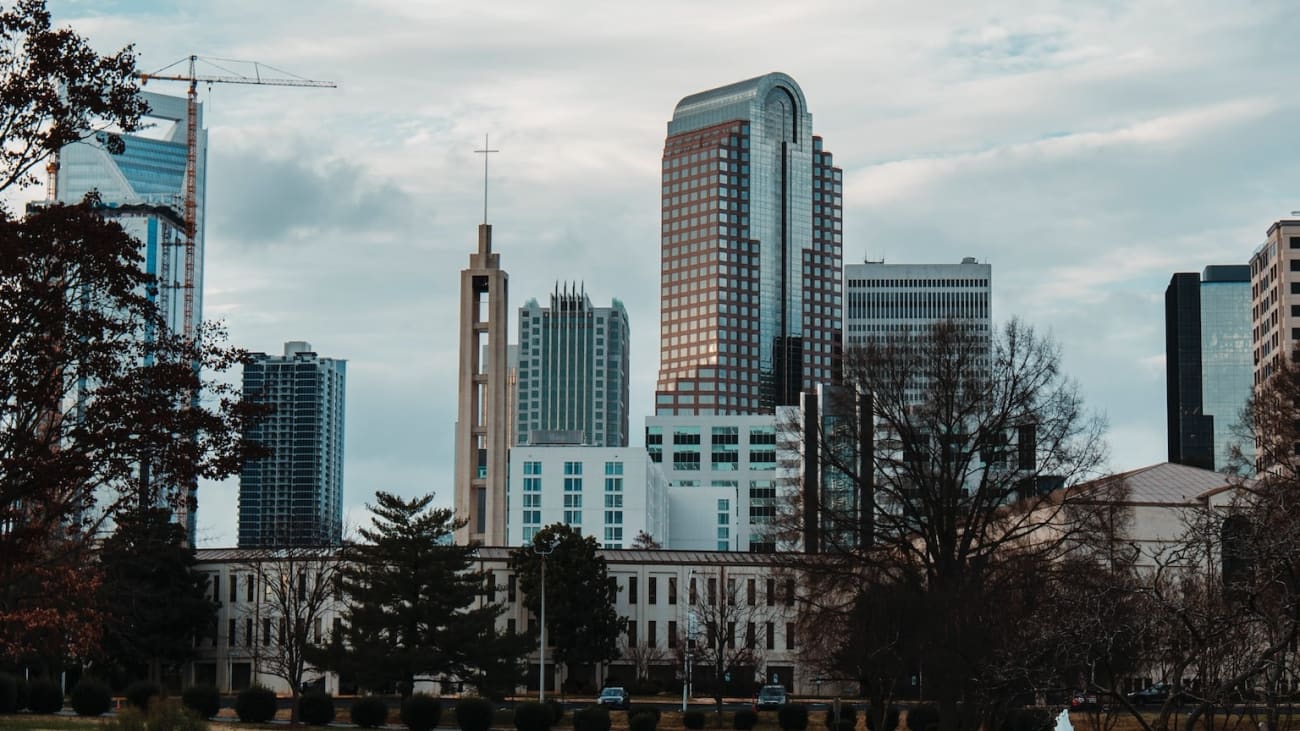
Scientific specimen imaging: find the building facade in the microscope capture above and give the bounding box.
[646,413,786,552]
[516,286,630,447]
[843,258,992,349]
[656,72,843,416]
[455,223,511,545]
[506,446,667,548]
[1165,266,1252,471]
[57,91,207,340]
[239,342,346,548]
[1250,219,1300,386]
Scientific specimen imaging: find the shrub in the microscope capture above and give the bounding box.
[70,679,112,716]
[515,701,553,731]
[779,704,810,731]
[545,698,565,724]
[352,695,390,728]
[629,705,662,725]
[865,706,901,731]
[574,704,612,731]
[457,698,496,731]
[1000,708,1053,731]
[684,709,707,729]
[906,705,940,731]
[825,705,857,731]
[735,709,759,730]
[101,700,207,731]
[402,693,442,731]
[0,673,18,714]
[14,677,27,712]
[125,680,161,711]
[235,685,278,723]
[27,678,63,714]
[630,709,659,731]
[299,692,335,726]
[181,685,221,719]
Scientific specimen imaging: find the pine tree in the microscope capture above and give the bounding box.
[324,492,528,695]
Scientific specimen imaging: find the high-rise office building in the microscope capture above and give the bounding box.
[843,258,992,349]
[454,223,511,545]
[1165,266,1252,472]
[1250,219,1300,386]
[516,285,630,447]
[57,91,207,340]
[657,72,842,416]
[239,342,346,547]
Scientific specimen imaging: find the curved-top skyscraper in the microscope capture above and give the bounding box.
[656,72,842,415]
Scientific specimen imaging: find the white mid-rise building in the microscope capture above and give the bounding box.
[507,446,667,549]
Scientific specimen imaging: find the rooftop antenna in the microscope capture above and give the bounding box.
[474,134,499,225]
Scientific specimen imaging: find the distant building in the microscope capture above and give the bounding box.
[1165,266,1252,471]
[657,72,842,416]
[454,221,511,545]
[515,285,630,447]
[506,446,667,548]
[843,257,992,347]
[239,342,346,547]
[1250,219,1300,385]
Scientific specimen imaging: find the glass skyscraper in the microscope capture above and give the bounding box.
[515,285,630,447]
[657,72,842,415]
[239,342,346,547]
[1165,265,1252,471]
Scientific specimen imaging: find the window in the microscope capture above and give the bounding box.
[524,461,542,475]
[228,574,237,603]
[785,578,796,606]
[228,618,236,647]
[629,576,638,604]
[668,621,678,648]
[508,574,517,602]
[245,618,254,648]
[605,461,624,475]
[690,577,698,605]
[669,577,678,605]
[262,618,272,646]
[246,574,254,602]
[727,621,736,649]
[746,622,756,649]
[766,621,775,650]
[708,577,717,605]
[747,578,756,606]
[786,622,795,650]
[648,620,657,648]
[564,461,583,475]
[766,578,775,606]
[649,577,658,605]
[628,622,637,648]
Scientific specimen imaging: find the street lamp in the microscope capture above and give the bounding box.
[682,568,694,711]
[534,537,557,703]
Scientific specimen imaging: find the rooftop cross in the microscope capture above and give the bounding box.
[474,134,499,225]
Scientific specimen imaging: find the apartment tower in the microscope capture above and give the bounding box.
[239,342,346,548]
[1165,266,1252,471]
[516,285,630,447]
[1250,219,1300,386]
[454,223,511,545]
[657,72,842,416]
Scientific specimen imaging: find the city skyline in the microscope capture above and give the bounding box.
[30,1,1300,547]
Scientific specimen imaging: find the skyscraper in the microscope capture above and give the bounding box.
[515,285,630,447]
[657,72,842,416]
[239,342,346,548]
[454,222,511,546]
[57,91,207,339]
[1251,219,1300,386]
[1166,266,1252,472]
[843,258,992,345]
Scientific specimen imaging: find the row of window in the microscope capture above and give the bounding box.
[625,619,796,651]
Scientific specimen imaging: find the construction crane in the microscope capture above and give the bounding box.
[136,55,336,339]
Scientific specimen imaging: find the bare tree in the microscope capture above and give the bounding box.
[673,568,772,716]
[780,320,1109,731]
[621,637,669,691]
[241,545,345,723]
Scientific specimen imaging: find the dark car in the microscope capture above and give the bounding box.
[1127,683,1172,704]
[598,687,630,710]
[754,684,787,710]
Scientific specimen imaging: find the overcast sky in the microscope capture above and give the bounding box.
[48,0,1300,547]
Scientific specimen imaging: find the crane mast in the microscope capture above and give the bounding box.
[136,55,336,339]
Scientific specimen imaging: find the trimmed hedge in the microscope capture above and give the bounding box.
[546,698,565,724]
[402,693,442,731]
[0,673,18,713]
[735,709,759,730]
[457,698,496,731]
[684,709,707,729]
[779,704,810,731]
[300,692,336,726]
[181,684,221,719]
[352,695,390,728]
[629,705,662,725]
[906,705,940,731]
[70,680,112,716]
[124,680,161,711]
[235,685,278,723]
[574,704,612,731]
[27,678,63,714]
[515,701,553,731]
[630,710,659,731]
[825,705,858,731]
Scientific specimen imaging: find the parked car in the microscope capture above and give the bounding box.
[754,684,787,710]
[1070,690,1099,709]
[598,687,630,710]
[1127,683,1172,704]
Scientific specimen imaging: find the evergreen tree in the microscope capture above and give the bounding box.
[511,524,626,686]
[322,492,528,695]
[97,507,217,682]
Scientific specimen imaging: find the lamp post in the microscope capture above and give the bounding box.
[682,568,695,711]
[534,537,557,702]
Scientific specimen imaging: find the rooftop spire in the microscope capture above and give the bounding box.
[474,133,499,225]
